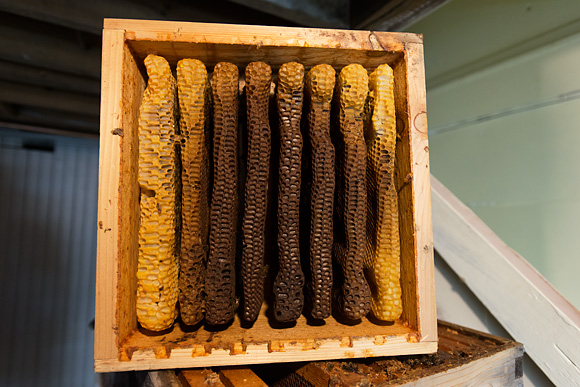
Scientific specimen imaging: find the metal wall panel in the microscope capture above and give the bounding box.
[0,129,99,387]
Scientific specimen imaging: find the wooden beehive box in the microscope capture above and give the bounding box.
[95,18,436,372]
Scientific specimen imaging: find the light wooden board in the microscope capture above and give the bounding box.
[95,27,145,362]
[95,28,126,362]
[95,305,436,372]
[280,321,523,387]
[431,175,580,386]
[219,368,268,387]
[397,346,522,387]
[403,41,436,341]
[179,369,225,387]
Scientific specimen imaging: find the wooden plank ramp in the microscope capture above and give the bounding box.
[431,175,580,386]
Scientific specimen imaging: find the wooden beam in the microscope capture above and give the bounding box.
[0,105,99,133]
[0,60,100,95]
[355,0,450,31]
[219,368,268,387]
[0,23,101,78]
[0,80,99,116]
[179,369,225,387]
[0,0,298,35]
[228,0,348,28]
[0,121,98,139]
[431,175,580,386]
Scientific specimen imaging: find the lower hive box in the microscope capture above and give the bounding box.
[95,18,435,372]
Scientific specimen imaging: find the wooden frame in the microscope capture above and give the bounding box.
[431,176,580,385]
[95,19,436,372]
[285,320,524,387]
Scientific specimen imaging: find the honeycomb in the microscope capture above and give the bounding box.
[333,64,372,320]
[241,62,272,322]
[273,62,306,322]
[205,62,239,325]
[176,59,211,326]
[136,54,180,331]
[304,64,336,320]
[364,64,403,321]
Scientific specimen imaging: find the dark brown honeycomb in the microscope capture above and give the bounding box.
[205,62,239,325]
[273,62,306,322]
[304,64,336,320]
[241,62,272,322]
[332,64,372,320]
[176,59,211,326]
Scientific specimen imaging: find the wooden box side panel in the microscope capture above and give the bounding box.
[105,18,422,49]
[393,54,417,332]
[393,42,435,340]
[404,42,436,340]
[95,29,145,362]
[117,37,145,350]
[106,18,424,72]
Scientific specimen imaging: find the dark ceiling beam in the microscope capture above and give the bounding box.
[0,60,100,95]
[0,0,164,35]
[0,80,100,116]
[228,0,348,28]
[0,121,98,139]
[0,102,16,117]
[0,0,298,36]
[354,0,450,31]
[0,23,101,78]
[0,105,99,135]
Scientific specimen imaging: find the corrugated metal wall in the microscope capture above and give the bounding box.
[0,129,99,387]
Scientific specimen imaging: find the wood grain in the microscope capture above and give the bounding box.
[432,175,580,386]
[219,368,268,387]
[405,42,436,343]
[95,305,436,372]
[179,369,225,387]
[95,28,145,361]
[284,321,522,387]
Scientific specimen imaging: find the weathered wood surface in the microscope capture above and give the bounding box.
[431,175,580,386]
[95,28,145,363]
[273,321,523,387]
[179,369,225,387]
[219,368,269,387]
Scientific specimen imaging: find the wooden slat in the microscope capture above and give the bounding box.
[219,368,268,387]
[95,28,125,363]
[95,27,145,362]
[96,304,435,372]
[105,18,422,47]
[179,369,225,387]
[395,40,436,341]
[431,175,580,386]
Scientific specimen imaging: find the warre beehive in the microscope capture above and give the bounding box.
[95,19,436,372]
